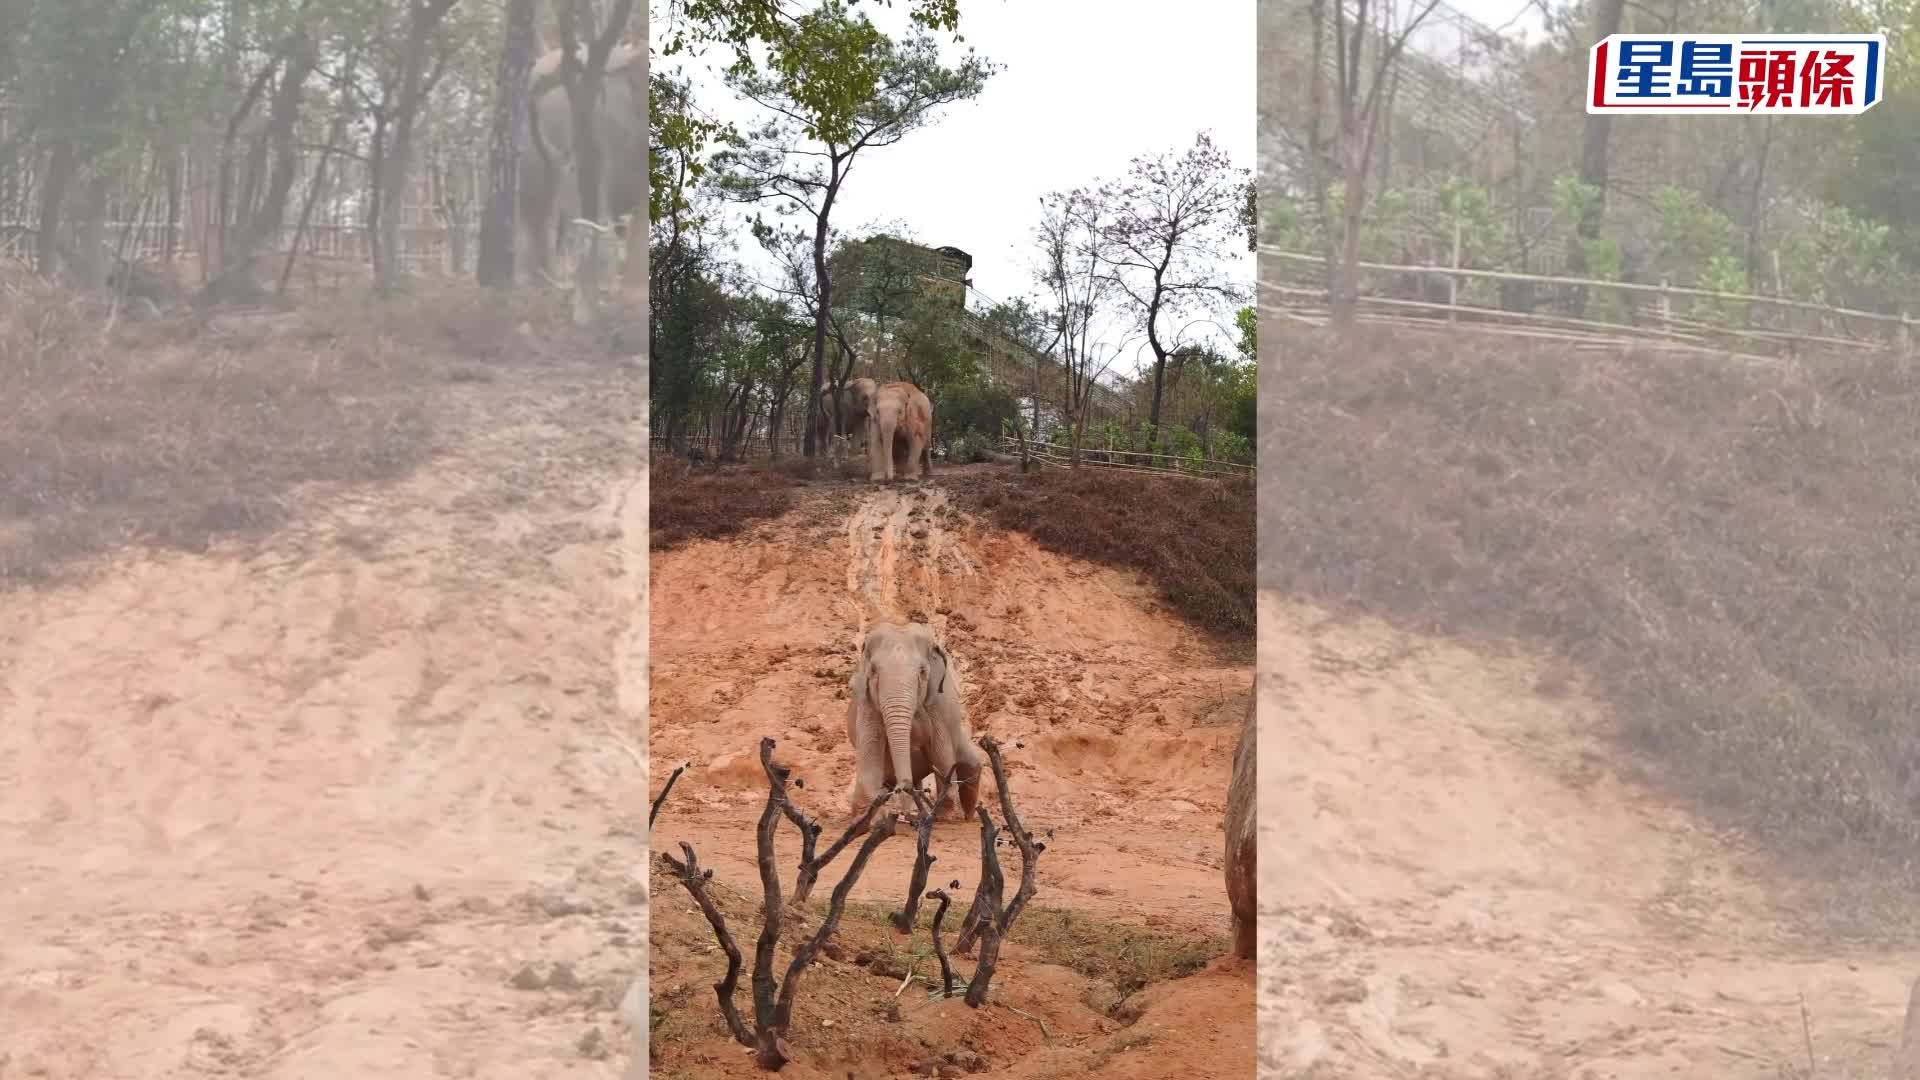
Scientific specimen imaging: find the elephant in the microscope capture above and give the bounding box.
[1224,687,1257,960]
[866,381,934,483]
[845,619,984,828]
[821,377,877,467]
[517,42,646,281]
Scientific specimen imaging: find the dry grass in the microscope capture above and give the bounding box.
[852,898,1230,999]
[0,275,631,586]
[951,467,1257,643]
[1260,323,1920,900]
[647,457,810,550]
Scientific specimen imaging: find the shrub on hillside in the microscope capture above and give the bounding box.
[961,468,1255,641]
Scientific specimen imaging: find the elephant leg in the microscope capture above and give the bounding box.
[868,416,890,483]
[926,730,959,822]
[847,691,887,829]
[910,430,928,480]
[953,743,985,821]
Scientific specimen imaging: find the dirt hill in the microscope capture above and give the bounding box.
[1254,321,1920,1078]
[0,295,650,1079]
[647,471,1256,1078]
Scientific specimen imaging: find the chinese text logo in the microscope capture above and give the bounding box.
[1587,34,1885,114]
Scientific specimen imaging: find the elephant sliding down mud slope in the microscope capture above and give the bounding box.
[821,377,878,468]
[517,43,646,280]
[866,381,934,483]
[846,620,984,829]
[1225,688,1256,960]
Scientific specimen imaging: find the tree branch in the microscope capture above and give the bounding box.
[659,841,753,1046]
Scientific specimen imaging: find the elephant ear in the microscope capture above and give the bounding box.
[930,644,949,697]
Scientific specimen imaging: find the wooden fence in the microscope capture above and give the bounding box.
[998,436,1254,480]
[0,103,510,290]
[1260,245,1916,361]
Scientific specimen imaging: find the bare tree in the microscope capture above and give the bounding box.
[373,0,462,296]
[1036,188,1121,467]
[1320,0,1443,327]
[1090,132,1249,451]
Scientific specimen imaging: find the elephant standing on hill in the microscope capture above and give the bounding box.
[866,381,934,483]
[517,42,646,281]
[822,377,877,467]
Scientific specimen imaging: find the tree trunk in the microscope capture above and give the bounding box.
[69,172,110,290]
[1569,0,1626,314]
[163,157,181,264]
[376,1,456,296]
[216,34,316,299]
[477,0,537,288]
[34,137,74,278]
[804,172,843,458]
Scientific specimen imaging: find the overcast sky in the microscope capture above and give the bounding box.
[657,0,1255,367]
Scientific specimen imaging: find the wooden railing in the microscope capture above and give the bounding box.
[1259,246,1916,361]
[998,436,1254,479]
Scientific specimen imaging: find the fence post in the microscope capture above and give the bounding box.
[1448,218,1462,324]
[1658,279,1672,338]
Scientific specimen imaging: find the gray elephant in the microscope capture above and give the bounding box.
[866,381,934,483]
[517,42,647,281]
[846,620,984,827]
[821,377,877,467]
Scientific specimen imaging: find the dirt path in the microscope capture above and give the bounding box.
[0,362,650,1079]
[649,478,1255,1077]
[1256,591,1919,1078]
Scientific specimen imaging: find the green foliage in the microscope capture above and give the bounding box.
[941,380,1020,440]
[1693,253,1751,326]
[1650,186,1739,288]
[1775,201,1912,312]
[1582,237,1629,325]
[650,74,740,228]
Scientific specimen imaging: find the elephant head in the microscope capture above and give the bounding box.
[852,620,953,817]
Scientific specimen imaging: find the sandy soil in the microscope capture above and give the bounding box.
[648,476,1256,1077]
[1255,591,1920,1079]
[0,359,650,1079]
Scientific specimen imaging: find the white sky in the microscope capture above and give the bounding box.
[657,0,1255,367]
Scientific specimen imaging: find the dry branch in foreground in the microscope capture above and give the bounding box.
[961,805,1006,1007]
[956,737,1044,957]
[657,841,751,1045]
[926,885,958,998]
[891,780,941,933]
[650,760,689,827]
[662,736,902,1071]
[780,780,894,907]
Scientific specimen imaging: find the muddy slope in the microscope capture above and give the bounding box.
[0,361,649,1079]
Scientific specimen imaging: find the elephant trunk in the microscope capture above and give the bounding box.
[875,678,919,809]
